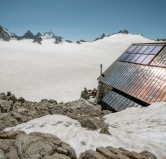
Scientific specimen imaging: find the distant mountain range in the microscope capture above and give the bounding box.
[0,25,162,44]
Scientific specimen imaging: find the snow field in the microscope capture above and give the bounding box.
[0,34,153,102]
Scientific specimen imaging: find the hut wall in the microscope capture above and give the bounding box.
[95,82,112,103]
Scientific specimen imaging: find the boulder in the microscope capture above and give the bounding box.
[11,111,22,121]
[0,131,23,139]
[0,115,18,131]
[0,93,7,100]
[0,131,77,159]
[80,146,157,159]
[7,94,17,103]
[43,153,71,159]
[17,97,25,103]
[0,100,13,113]
[81,92,90,99]
[79,149,107,159]
[80,117,106,130]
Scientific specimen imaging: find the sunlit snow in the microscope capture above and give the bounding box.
[0,34,153,102]
[5,102,166,159]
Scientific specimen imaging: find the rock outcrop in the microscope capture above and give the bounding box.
[0,92,110,134]
[0,131,76,159]
[79,146,157,159]
[55,36,63,44]
[33,32,42,44]
[22,30,35,39]
[118,29,129,34]
[94,33,106,41]
[0,26,10,41]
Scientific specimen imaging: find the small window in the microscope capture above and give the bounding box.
[141,55,155,65]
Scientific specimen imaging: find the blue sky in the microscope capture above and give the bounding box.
[1,0,166,41]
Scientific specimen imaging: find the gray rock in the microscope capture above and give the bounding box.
[22,30,35,39]
[0,115,18,131]
[57,147,68,155]
[11,111,22,121]
[0,93,7,100]
[0,131,23,139]
[76,41,81,44]
[17,97,25,103]
[66,40,73,43]
[0,26,10,41]
[0,131,76,159]
[81,92,90,99]
[33,33,42,44]
[0,149,5,159]
[43,153,71,159]
[61,142,77,159]
[0,100,13,113]
[80,147,157,159]
[80,117,106,130]
[7,94,17,103]
[0,139,14,152]
[79,149,107,159]
[55,36,63,44]
[5,146,20,159]
[94,33,105,41]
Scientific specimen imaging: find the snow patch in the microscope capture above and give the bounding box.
[5,102,166,159]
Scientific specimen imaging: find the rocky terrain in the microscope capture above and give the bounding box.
[0,92,158,159]
[0,130,157,159]
[0,131,77,159]
[0,92,110,134]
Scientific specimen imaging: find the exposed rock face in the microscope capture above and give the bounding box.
[94,33,106,41]
[9,32,18,39]
[76,41,81,44]
[33,32,42,44]
[0,131,76,159]
[79,146,157,159]
[66,40,73,43]
[55,36,63,44]
[118,29,129,34]
[22,30,35,39]
[0,26,10,41]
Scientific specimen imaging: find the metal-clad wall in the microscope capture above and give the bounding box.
[102,90,141,111]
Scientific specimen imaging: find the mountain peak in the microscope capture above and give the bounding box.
[0,25,10,41]
[22,30,35,39]
[94,33,106,41]
[118,29,129,34]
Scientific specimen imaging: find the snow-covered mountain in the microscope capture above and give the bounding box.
[0,25,154,44]
[42,31,55,39]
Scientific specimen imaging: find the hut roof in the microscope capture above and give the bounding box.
[98,43,166,111]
